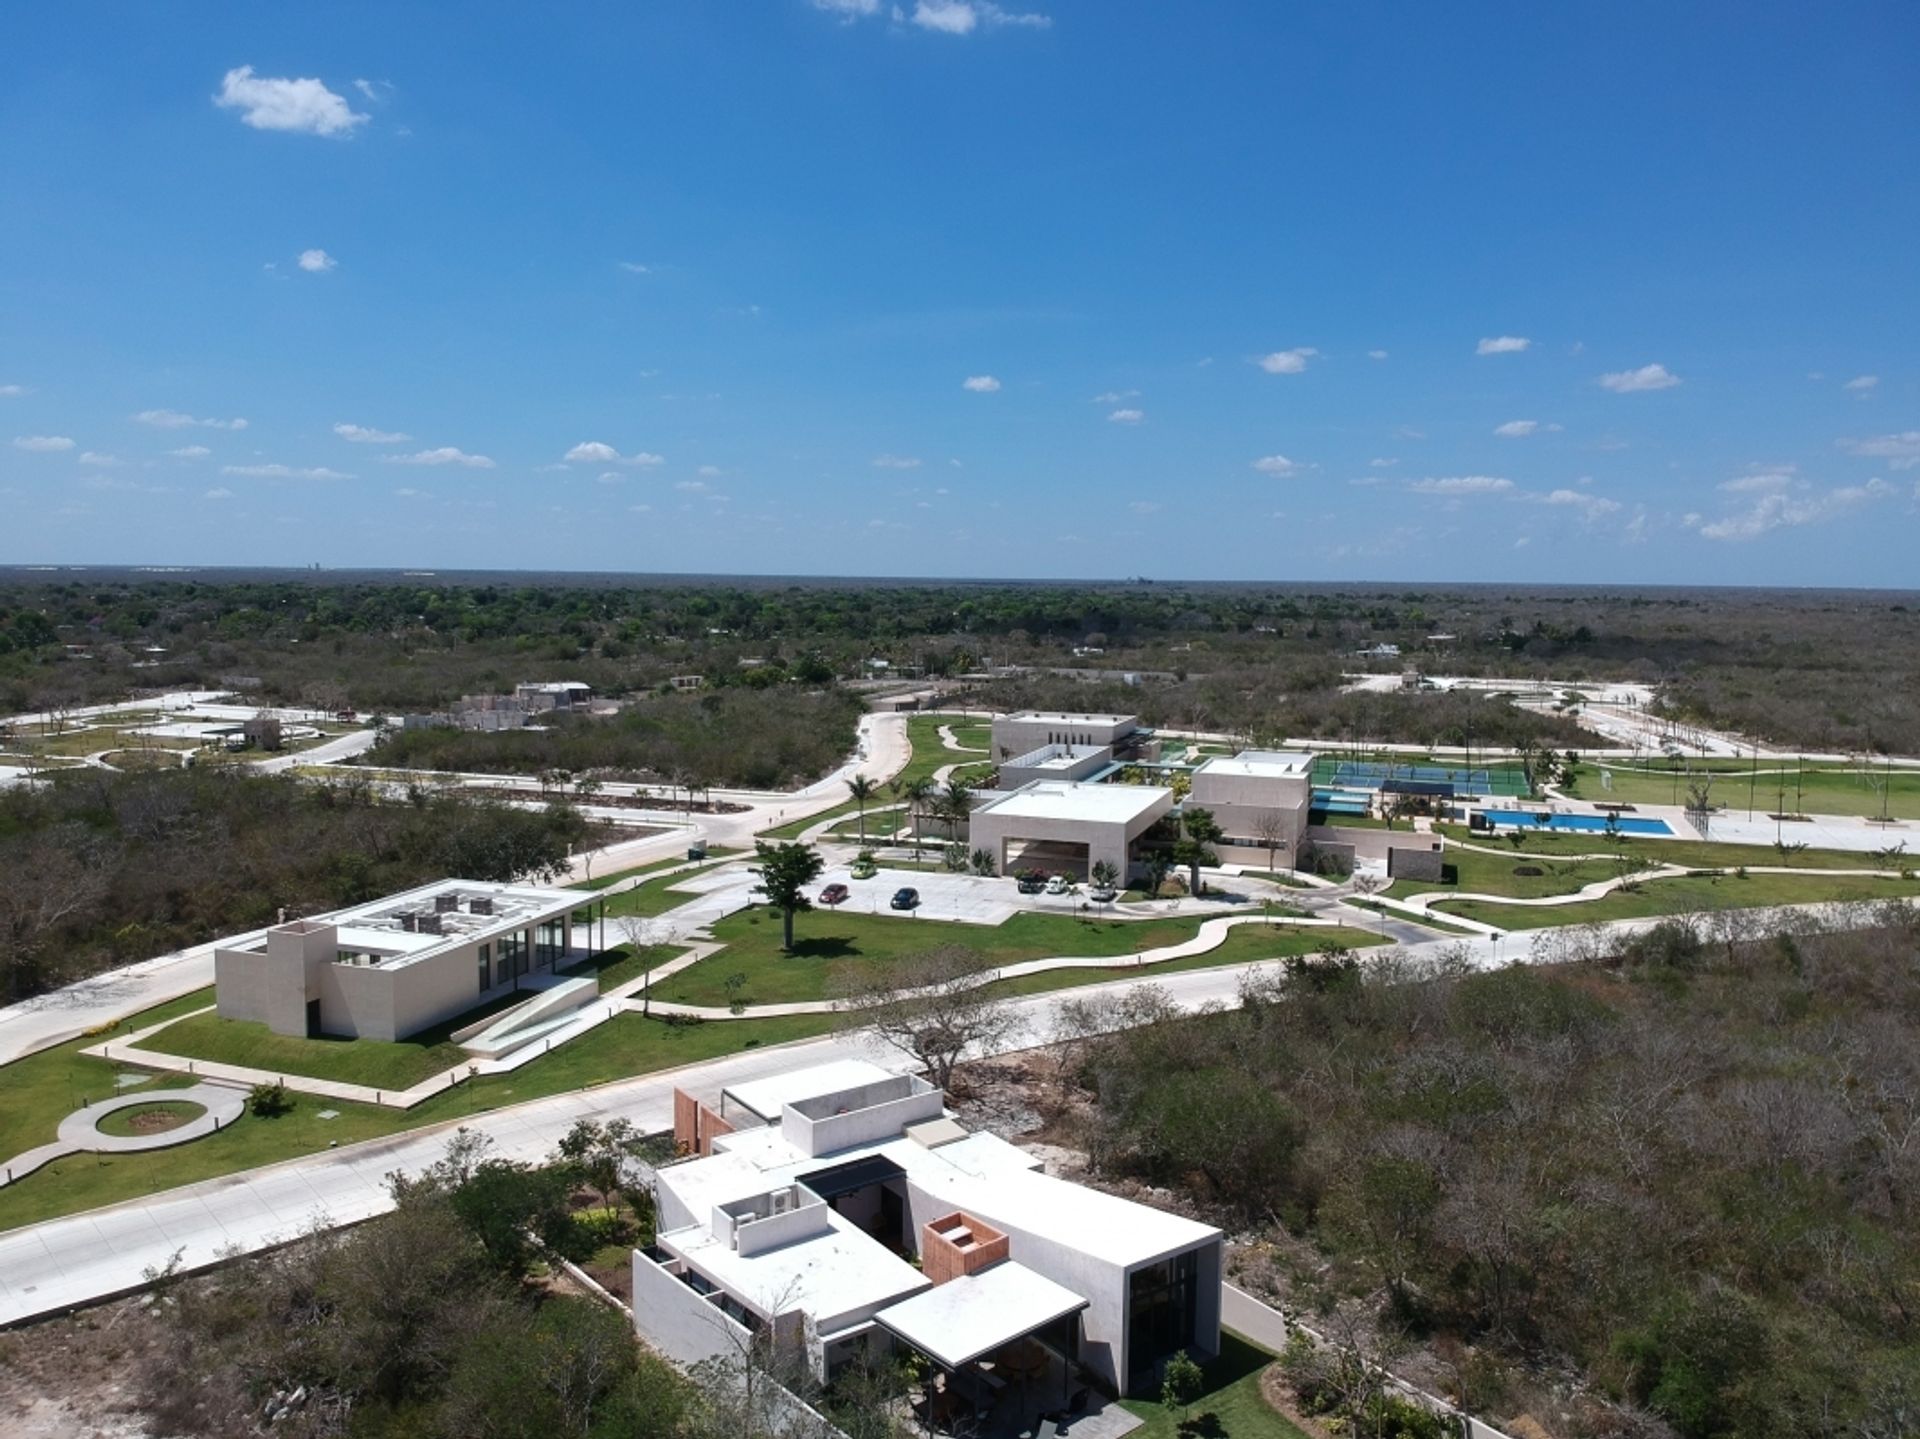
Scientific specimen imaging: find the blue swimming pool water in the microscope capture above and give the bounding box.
[1482,811,1673,836]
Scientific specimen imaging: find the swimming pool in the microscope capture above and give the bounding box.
[1482,810,1674,836]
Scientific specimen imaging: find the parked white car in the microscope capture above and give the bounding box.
[1044,875,1071,895]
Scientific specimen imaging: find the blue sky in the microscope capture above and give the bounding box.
[4,2,1916,583]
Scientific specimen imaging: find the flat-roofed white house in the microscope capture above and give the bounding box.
[214,879,595,1042]
[641,1061,1222,1404]
[1188,749,1314,866]
[988,711,1146,763]
[966,779,1175,880]
[995,742,1113,790]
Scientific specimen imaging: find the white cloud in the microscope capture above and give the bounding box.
[1367,349,1388,361]
[78,451,121,467]
[872,454,922,469]
[812,0,880,14]
[1493,420,1539,438]
[168,445,212,459]
[12,435,74,452]
[297,248,337,273]
[1369,457,1398,469]
[1844,374,1879,392]
[222,463,352,479]
[1107,408,1144,425]
[596,471,624,485]
[961,375,1001,393]
[1254,348,1318,375]
[203,488,235,501]
[618,261,653,275]
[565,441,621,464]
[1598,362,1682,393]
[386,447,495,469]
[1251,454,1302,476]
[334,423,410,444]
[697,464,724,478]
[676,480,709,493]
[628,503,652,514]
[1719,469,1795,494]
[1700,477,1891,542]
[1537,488,1622,519]
[1408,475,1512,495]
[1839,431,1920,471]
[1128,501,1162,515]
[1476,335,1531,355]
[214,66,368,137]
[908,0,1048,32]
[134,409,248,430]
[1091,389,1139,405]
[0,384,26,397]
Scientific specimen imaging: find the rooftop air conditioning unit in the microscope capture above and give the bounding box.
[469,896,494,916]
[399,913,419,932]
[436,894,460,913]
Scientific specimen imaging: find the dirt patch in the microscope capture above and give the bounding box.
[0,1300,163,1439]
[98,1101,206,1139]
[1257,1365,1336,1439]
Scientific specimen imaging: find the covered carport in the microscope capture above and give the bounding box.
[966,780,1175,881]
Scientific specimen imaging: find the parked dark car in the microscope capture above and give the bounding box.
[818,882,850,907]
[1016,873,1048,894]
[889,886,920,911]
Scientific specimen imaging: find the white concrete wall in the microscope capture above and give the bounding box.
[632,1248,754,1366]
[990,715,1136,759]
[784,1080,944,1156]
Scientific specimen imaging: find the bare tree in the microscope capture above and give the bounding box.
[1253,808,1292,874]
[613,913,661,1015]
[0,829,108,999]
[833,944,1022,1094]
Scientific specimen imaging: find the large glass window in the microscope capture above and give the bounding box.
[536,918,566,968]
[500,930,527,979]
[477,943,492,991]
[1128,1250,1199,1373]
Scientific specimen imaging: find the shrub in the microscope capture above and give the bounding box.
[248,1080,293,1118]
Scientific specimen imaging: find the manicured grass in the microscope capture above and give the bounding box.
[1434,826,1908,876]
[988,925,1387,999]
[0,988,212,1165]
[600,859,740,919]
[0,1003,833,1233]
[1119,1331,1308,1439]
[652,905,1373,1008]
[1346,898,1482,935]
[948,722,992,752]
[1565,759,1920,820]
[1439,871,1920,931]
[95,1100,208,1138]
[1389,844,1626,902]
[758,716,992,841]
[559,943,687,993]
[577,850,738,891]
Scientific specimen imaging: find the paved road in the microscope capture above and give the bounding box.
[1,899,1907,1328]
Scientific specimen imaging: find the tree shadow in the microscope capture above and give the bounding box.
[786,935,862,959]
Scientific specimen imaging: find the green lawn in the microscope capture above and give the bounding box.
[0,988,212,1167]
[1565,759,1920,820]
[95,1099,208,1138]
[0,1003,832,1233]
[577,848,741,891]
[653,904,1379,1008]
[1441,825,1909,873]
[600,860,740,919]
[138,985,537,1091]
[758,715,992,841]
[1439,871,1920,931]
[559,943,689,993]
[987,925,1386,999]
[1119,1331,1307,1439]
[1389,844,1631,902]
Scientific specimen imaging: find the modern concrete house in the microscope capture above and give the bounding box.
[1188,749,1314,865]
[995,742,1113,790]
[641,1061,1222,1401]
[967,779,1175,880]
[987,711,1147,763]
[214,879,596,1042]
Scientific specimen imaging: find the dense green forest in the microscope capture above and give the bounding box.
[0,768,590,999]
[368,685,866,789]
[1056,908,1920,1439]
[3,572,1916,752]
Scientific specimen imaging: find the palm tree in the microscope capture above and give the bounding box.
[846,775,877,843]
[894,775,937,842]
[938,776,975,839]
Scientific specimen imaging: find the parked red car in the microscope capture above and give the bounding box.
[818,882,850,907]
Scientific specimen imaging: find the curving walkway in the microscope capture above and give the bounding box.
[1,1082,247,1189]
[631,911,1373,1020]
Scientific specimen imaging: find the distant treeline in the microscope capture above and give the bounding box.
[2,576,1916,752]
[0,768,591,1000]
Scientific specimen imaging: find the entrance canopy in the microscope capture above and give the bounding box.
[875,1261,1088,1369]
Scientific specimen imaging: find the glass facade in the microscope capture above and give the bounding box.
[477,943,492,991]
[1127,1249,1199,1375]
[500,930,527,979]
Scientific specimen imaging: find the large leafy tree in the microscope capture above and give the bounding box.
[752,840,825,952]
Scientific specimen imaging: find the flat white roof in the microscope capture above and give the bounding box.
[1001,711,1138,726]
[227,880,595,971]
[973,779,1172,826]
[877,1261,1088,1367]
[722,1059,901,1124]
[1195,749,1316,780]
[663,1208,930,1327]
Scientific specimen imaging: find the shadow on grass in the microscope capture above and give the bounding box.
[784,935,862,959]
